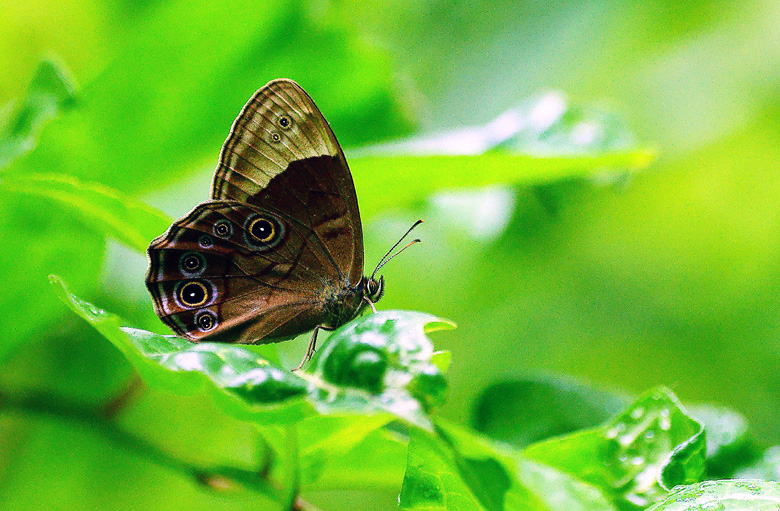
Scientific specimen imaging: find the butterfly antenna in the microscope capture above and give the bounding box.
[371,220,424,279]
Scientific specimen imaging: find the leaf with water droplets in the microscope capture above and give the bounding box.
[523,387,706,510]
[646,480,780,511]
[400,419,619,511]
[50,275,452,429]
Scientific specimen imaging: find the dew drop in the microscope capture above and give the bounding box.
[659,408,672,430]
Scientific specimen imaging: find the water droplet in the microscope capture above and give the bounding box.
[644,430,655,441]
[631,407,645,419]
[630,456,645,466]
[624,493,649,507]
[659,409,672,430]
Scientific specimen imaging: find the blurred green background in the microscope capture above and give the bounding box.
[3,0,780,510]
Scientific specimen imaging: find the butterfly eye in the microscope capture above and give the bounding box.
[270,132,282,143]
[195,310,218,332]
[214,220,232,238]
[278,116,292,129]
[178,281,210,308]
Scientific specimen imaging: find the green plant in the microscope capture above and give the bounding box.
[30,277,780,510]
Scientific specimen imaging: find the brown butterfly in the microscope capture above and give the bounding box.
[146,79,420,370]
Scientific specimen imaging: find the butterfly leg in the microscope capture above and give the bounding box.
[293,324,335,372]
[363,296,378,314]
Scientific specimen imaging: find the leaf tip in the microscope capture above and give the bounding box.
[423,318,457,333]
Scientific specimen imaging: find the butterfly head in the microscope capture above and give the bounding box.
[363,275,385,303]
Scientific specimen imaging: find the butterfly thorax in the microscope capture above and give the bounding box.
[321,276,384,328]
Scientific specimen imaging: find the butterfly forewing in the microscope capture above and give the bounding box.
[211,79,364,283]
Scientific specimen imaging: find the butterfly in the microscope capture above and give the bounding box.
[146,79,421,370]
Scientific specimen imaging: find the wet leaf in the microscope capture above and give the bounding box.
[399,420,618,511]
[307,312,454,418]
[51,276,452,428]
[647,480,780,511]
[523,387,706,510]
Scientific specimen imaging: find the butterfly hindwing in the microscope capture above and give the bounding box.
[146,201,337,343]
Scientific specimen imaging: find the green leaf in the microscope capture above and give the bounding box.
[51,276,452,428]
[0,59,97,361]
[0,58,76,170]
[399,427,514,511]
[259,415,395,486]
[523,387,706,510]
[350,93,655,218]
[473,375,628,448]
[359,92,647,158]
[472,376,755,478]
[306,312,454,419]
[646,480,780,511]
[431,350,453,373]
[399,420,618,511]
[516,459,619,511]
[352,151,654,219]
[0,173,172,253]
